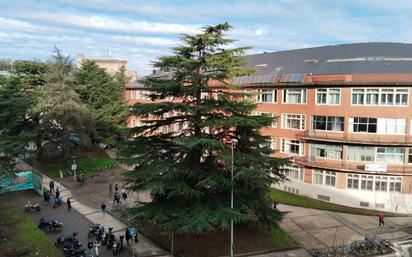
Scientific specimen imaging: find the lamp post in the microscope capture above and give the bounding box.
[230,138,238,257]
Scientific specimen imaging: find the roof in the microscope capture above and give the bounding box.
[245,42,412,76]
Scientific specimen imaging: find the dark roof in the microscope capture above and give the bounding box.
[244,42,412,76]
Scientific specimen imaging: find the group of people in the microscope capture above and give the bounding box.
[110,183,128,205]
[44,180,71,211]
[87,239,101,257]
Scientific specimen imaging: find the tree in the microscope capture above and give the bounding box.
[32,83,94,159]
[120,23,288,235]
[75,61,128,137]
[0,61,47,173]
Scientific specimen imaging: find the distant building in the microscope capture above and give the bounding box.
[125,42,412,213]
[76,52,138,80]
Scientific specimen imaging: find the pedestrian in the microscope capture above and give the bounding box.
[87,239,94,256]
[94,240,101,257]
[43,189,48,203]
[122,191,127,202]
[125,228,131,244]
[56,182,60,193]
[56,188,60,199]
[49,180,55,193]
[59,170,64,179]
[66,197,72,211]
[109,183,113,194]
[101,202,106,214]
[53,190,61,208]
[272,200,278,210]
[115,183,119,192]
[379,213,385,226]
[129,227,138,243]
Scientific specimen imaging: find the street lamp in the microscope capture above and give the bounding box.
[230,138,238,257]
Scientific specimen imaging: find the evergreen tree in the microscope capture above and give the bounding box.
[75,61,128,137]
[120,23,288,235]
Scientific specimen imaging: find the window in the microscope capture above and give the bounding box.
[347,174,359,189]
[281,114,305,130]
[267,137,276,150]
[389,177,402,192]
[375,176,388,192]
[316,88,340,105]
[258,89,276,103]
[352,88,408,106]
[131,90,147,100]
[376,147,404,164]
[324,171,336,186]
[313,170,323,185]
[281,138,304,156]
[408,148,412,163]
[312,170,336,186]
[349,117,377,133]
[313,144,343,159]
[283,89,307,104]
[131,119,142,128]
[312,116,344,132]
[377,118,405,135]
[360,175,373,191]
[284,166,304,181]
[257,112,276,128]
[347,146,375,162]
[244,89,253,101]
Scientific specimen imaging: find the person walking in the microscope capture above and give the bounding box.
[109,183,113,194]
[94,240,101,257]
[379,213,385,226]
[115,183,119,192]
[122,191,128,202]
[125,228,131,244]
[49,180,55,193]
[43,189,48,204]
[54,189,61,208]
[129,227,138,243]
[101,202,106,214]
[66,197,72,211]
[87,240,94,257]
[272,200,278,210]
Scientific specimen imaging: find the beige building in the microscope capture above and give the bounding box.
[76,52,138,80]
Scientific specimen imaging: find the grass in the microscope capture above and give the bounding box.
[34,150,118,177]
[0,208,64,257]
[271,188,399,216]
[137,222,297,257]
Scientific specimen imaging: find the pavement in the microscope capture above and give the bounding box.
[278,204,412,253]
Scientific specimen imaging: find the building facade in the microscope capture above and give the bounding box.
[125,43,412,213]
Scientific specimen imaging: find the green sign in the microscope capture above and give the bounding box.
[0,171,43,194]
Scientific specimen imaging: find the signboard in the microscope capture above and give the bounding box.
[0,171,43,195]
[365,163,387,172]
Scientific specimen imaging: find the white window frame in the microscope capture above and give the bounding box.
[349,117,377,133]
[283,88,307,104]
[281,113,306,130]
[281,138,304,156]
[347,174,402,192]
[351,88,408,107]
[360,175,374,191]
[389,177,402,192]
[313,143,343,160]
[377,118,406,135]
[312,170,336,186]
[312,116,344,132]
[347,174,359,190]
[315,88,341,105]
[284,166,304,181]
[257,89,277,103]
[376,147,404,164]
[131,90,147,100]
[131,119,143,128]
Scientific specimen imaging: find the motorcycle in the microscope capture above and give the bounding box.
[87,223,101,238]
[102,227,113,246]
[55,233,80,248]
[112,235,124,256]
[107,233,115,249]
[25,201,41,212]
[38,217,63,232]
[63,246,86,257]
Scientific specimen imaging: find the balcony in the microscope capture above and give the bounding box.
[303,130,412,146]
[293,156,412,174]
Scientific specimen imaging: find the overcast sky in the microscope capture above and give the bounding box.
[0,0,411,75]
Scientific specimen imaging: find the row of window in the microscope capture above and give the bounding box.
[244,88,409,106]
[130,87,410,107]
[258,113,409,135]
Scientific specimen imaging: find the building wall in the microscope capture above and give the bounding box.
[125,72,412,213]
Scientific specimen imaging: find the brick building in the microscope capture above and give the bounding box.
[125,42,412,213]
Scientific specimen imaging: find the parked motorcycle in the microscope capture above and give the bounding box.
[101,227,113,246]
[112,235,124,256]
[55,232,80,247]
[107,233,115,249]
[39,217,63,232]
[87,223,101,238]
[25,201,41,212]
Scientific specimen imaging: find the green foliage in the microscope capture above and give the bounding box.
[75,61,128,137]
[120,23,288,235]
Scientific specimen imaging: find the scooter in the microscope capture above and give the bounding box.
[39,217,63,232]
[87,223,101,238]
[102,227,113,246]
[25,201,41,212]
[112,235,124,256]
[107,233,115,249]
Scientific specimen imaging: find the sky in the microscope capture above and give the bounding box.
[0,0,411,75]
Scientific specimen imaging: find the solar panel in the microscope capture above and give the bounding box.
[279,74,306,83]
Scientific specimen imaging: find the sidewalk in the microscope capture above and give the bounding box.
[278,204,412,251]
[40,172,170,257]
